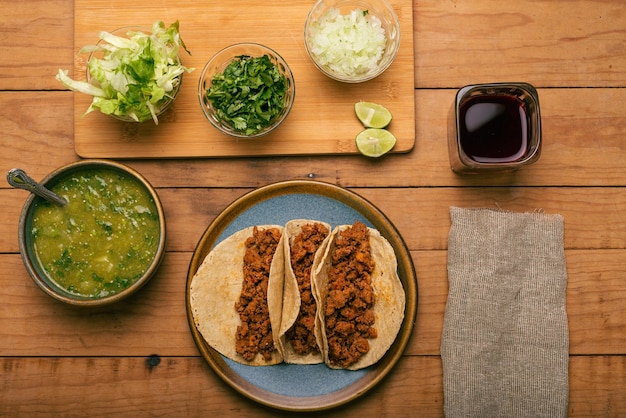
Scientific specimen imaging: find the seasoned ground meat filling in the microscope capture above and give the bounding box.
[235,226,282,361]
[325,221,377,368]
[286,223,330,355]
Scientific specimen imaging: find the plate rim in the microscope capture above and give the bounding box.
[185,179,417,412]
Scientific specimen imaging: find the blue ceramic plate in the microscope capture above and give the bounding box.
[186,180,417,412]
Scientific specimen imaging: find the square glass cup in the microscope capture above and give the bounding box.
[448,82,541,174]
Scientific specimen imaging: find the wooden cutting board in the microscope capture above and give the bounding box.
[73,0,415,158]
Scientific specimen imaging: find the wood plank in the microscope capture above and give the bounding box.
[2,248,625,357]
[71,0,415,158]
[134,86,626,187]
[0,92,78,179]
[1,1,624,415]
[415,0,626,88]
[3,185,626,254]
[3,186,626,254]
[569,355,626,417]
[352,187,626,251]
[0,0,74,91]
[0,253,197,357]
[410,249,626,356]
[81,185,626,253]
[0,355,624,416]
[0,356,442,417]
[3,0,624,92]
[3,0,625,93]
[3,88,625,189]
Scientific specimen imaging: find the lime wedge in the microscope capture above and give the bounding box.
[355,128,397,158]
[354,101,393,128]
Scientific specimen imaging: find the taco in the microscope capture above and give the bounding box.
[277,220,332,364]
[189,225,285,366]
[313,221,405,370]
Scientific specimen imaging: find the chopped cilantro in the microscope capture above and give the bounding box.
[205,54,290,136]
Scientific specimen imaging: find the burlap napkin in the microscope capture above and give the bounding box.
[441,207,569,417]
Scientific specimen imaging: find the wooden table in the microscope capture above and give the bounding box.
[1,0,625,416]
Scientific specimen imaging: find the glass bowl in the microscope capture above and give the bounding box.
[304,0,401,83]
[447,82,542,174]
[85,25,187,124]
[17,160,166,307]
[198,43,296,139]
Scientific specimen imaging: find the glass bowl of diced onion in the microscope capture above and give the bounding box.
[304,0,400,83]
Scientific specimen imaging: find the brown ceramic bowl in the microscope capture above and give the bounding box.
[18,160,166,307]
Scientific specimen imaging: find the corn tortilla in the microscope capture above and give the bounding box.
[189,225,285,366]
[313,224,405,370]
[278,219,332,364]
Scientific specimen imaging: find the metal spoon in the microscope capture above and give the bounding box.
[6,168,67,206]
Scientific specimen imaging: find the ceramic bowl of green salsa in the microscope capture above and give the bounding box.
[18,160,166,307]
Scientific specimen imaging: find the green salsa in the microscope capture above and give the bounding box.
[31,168,161,298]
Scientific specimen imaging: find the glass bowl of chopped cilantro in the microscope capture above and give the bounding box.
[304,0,401,83]
[198,43,295,138]
[56,21,193,125]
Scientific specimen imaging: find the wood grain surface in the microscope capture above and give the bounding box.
[1,0,625,416]
[72,0,415,158]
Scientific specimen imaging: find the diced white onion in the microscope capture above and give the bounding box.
[308,8,387,78]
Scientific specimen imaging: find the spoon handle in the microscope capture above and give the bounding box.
[6,168,67,206]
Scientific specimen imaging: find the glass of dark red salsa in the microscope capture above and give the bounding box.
[448,82,542,174]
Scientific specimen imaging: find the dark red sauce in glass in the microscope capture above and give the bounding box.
[459,95,528,163]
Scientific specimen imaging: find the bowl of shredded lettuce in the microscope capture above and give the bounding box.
[304,0,400,83]
[198,43,295,138]
[56,20,193,125]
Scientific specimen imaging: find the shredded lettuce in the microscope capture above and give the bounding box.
[308,8,386,78]
[56,20,193,124]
